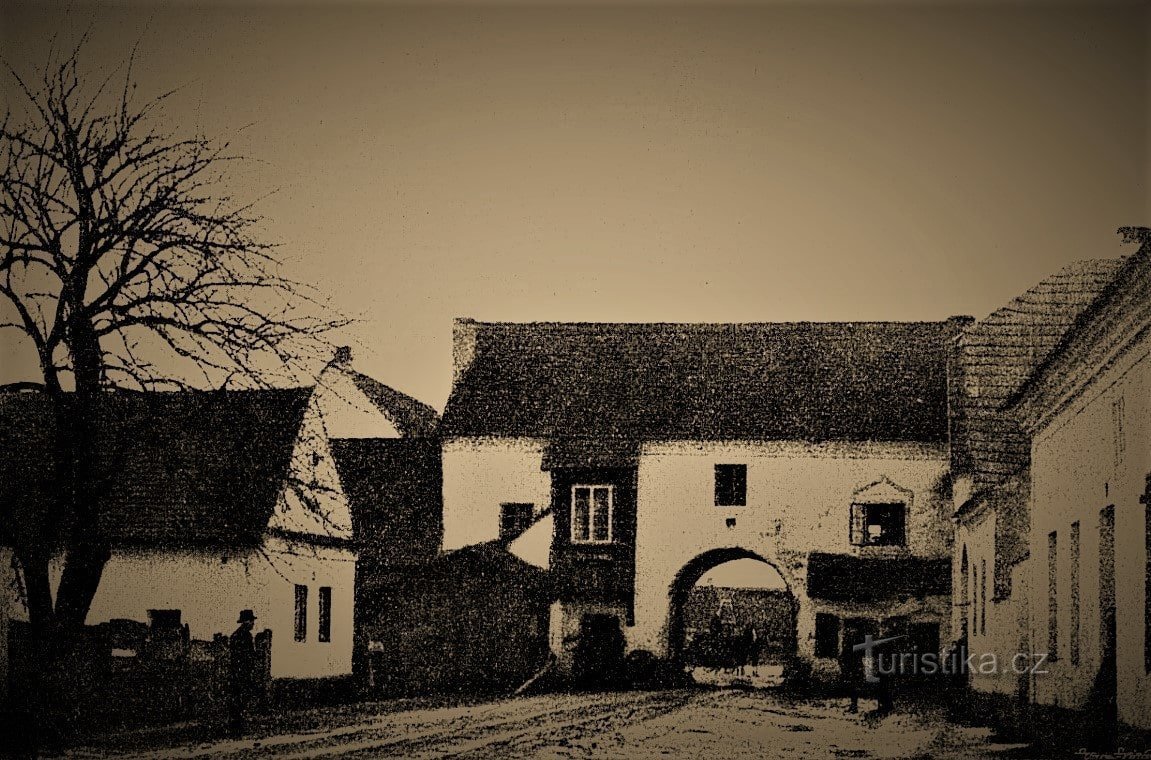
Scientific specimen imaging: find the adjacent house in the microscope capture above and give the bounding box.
[440,318,965,675]
[949,259,1125,705]
[0,384,357,681]
[1007,240,1151,732]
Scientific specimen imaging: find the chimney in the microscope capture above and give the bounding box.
[452,318,479,386]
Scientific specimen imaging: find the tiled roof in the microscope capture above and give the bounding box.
[443,321,958,443]
[956,259,1125,491]
[0,389,312,549]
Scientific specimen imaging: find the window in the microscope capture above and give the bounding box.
[714,464,747,507]
[1070,521,1080,665]
[850,503,906,547]
[814,613,839,658]
[571,485,613,544]
[318,586,332,643]
[499,502,535,541]
[980,558,987,636]
[1048,531,1058,660]
[1113,396,1126,467]
[294,584,308,642]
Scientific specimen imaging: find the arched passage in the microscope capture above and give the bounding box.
[667,547,797,667]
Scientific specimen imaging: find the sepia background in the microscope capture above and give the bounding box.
[1,0,1148,411]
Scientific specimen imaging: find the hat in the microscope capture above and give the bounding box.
[238,609,257,623]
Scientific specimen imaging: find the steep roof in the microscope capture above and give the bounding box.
[0,388,312,550]
[1008,243,1151,424]
[956,259,1125,492]
[442,321,958,443]
[346,370,440,438]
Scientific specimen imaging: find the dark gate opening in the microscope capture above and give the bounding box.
[668,548,797,673]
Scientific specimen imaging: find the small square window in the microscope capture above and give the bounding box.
[499,502,535,541]
[715,464,747,507]
[850,503,906,547]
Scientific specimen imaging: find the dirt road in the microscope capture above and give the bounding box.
[71,688,1019,759]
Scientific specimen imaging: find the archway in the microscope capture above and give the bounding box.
[667,548,797,676]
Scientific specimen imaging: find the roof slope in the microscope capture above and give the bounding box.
[0,388,312,549]
[443,321,956,443]
[957,259,1125,490]
[346,370,440,438]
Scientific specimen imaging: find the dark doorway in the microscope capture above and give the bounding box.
[573,614,625,689]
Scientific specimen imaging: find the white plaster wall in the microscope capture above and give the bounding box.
[441,437,551,551]
[956,512,1028,697]
[8,536,356,680]
[1028,332,1151,727]
[630,440,952,658]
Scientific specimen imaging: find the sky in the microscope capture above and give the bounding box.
[1,0,1148,410]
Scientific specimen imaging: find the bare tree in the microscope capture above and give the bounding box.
[0,43,345,664]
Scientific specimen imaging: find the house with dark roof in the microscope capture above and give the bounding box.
[1003,236,1151,734]
[0,383,358,681]
[441,317,967,675]
[947,258,1125,707]
[0,350,440,687]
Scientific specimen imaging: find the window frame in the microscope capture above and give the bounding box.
[850,501,907,547]
[570,484,614,544]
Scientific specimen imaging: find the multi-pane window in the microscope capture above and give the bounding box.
[814,613,839,658]
[1048,531,1058,660]
[571,485,613,544]
[1070,521,1081,665]
[850,503,907,547]
[714,464,747,507]
[499,502,535,541]
[318,586,332,644]
[294,584,308,642]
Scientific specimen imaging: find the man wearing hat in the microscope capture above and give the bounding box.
[227,609,258,737]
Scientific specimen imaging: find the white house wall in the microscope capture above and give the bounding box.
[7,536,356,680]
[1028,331,1150,728]
[441,437,551,550]
[631,440,953,658]
[955,511,1029,697]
